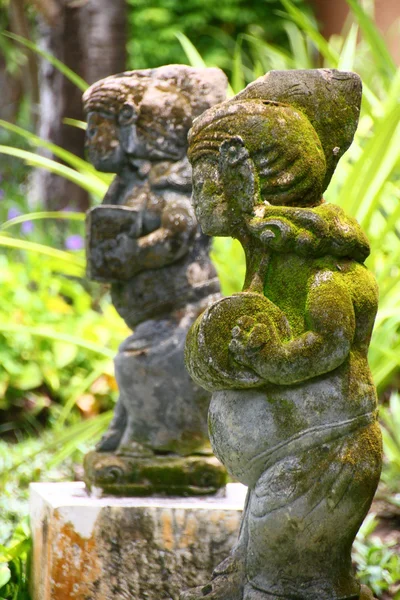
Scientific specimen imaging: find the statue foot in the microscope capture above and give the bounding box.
[95,428,124,452]
[180,570,244,600]
[359,585,377,600]
[212,554,244,578]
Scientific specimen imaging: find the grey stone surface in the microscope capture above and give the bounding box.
[182,69,382,600]
[82,66,228,494]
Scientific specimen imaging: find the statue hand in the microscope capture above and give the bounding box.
[219,137,260,213]
[91,234,140,280]
[229,313,278,368]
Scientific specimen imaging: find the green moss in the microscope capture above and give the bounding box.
[84,452,228,496]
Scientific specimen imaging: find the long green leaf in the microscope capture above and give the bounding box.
[63,118,87,131]
[0,323,115,358]
[1,211,85,230]
[175,32,235,97]
[0,146,107,197]
[56,364,109,429]
[46,413,111,468]
[3,32,89,91]
[0,235,85,269]
[278,0,340,66]
[0,412,113,478]
[231,36,245,94]
[338,23,358,71]
[0,119,103,179]
[284,22,311,69]
[346,0,396,83]
[244,34,293,71]
[175,32,206,68]
[335,104,400,217]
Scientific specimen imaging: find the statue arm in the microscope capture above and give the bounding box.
[230,272,356,385]
[125,198,197,273]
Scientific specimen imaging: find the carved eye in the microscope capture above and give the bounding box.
[119,103,136,125]
[87,126,97,139]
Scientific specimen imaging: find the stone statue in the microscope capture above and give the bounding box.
[182,69,382,600]
[82,65,228,495]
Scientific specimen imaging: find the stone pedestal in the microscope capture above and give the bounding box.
[30,481,246,600]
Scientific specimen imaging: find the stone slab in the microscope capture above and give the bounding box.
[30,481,247,600]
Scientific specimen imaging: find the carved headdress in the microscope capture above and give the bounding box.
[83,65,227,161]
[189,69,362,201]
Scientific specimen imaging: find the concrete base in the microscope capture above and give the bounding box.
[30,481,247,600]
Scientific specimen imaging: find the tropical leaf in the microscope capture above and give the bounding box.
[3,32,89,91]
[0,145,107,197]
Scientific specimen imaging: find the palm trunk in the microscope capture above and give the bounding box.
[31,0,126,212]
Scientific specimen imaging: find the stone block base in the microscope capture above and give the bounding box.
[30,481,246,600]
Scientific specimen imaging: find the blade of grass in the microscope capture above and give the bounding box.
[338,23,358,71]
[56,364,109,429]
[346,0,396,83]
[335,104,400,216]
[175,32,235,97]
[0,235,85,268]
[175,32,206,68]
[231,36,245,94]
[277,0,340,66]
[3,32,89,92]
[0,323,115,358]
[357,126,400,228]
[0,119,103,178]
[0,146,107,197]
[63,118,87,130]
[284,22,312,69]
[1,211,85,230]
[0,412,113,478]
[46,413,112,468]
[244,34,293,71]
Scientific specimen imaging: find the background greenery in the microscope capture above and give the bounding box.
[1,1,400,598]
[126,0,309,75]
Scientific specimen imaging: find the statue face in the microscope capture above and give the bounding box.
[85,111,124,173]
[192,158,239,237]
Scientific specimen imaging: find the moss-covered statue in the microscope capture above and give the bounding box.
[82,65,228,495]
[182,69,382,600]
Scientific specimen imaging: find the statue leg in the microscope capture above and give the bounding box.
[180,490,251,600]
[244,425,382,600]
[95,397,127,452]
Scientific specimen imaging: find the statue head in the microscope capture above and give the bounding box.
[188,69,361,237]
[83,65,227,172]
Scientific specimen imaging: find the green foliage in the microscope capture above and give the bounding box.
[3,32,88,92]
[380,392,400,497]
[0,518,31,600]
[353,514,400,598]
[0,250,126,437]
[211,238,246,296]
[0,413,112,545]
[127,0,310,76]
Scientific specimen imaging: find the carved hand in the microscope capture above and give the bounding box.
[219,137,260,213]
[234,271,356,386]
[229,313,280,369]
[91,234,139,280]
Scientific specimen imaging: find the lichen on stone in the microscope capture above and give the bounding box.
[182,68,382,600]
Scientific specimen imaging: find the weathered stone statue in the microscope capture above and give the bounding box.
[82,65,228,495]
[182,69,382,600]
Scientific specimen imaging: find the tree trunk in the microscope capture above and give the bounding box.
[31,0,126,212]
